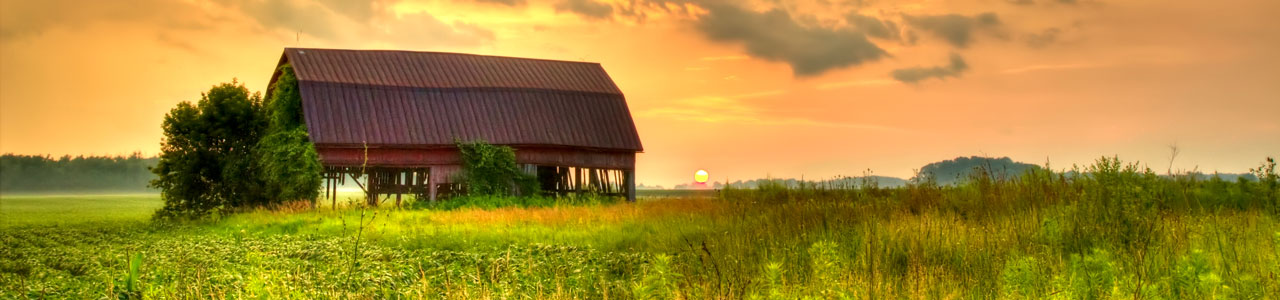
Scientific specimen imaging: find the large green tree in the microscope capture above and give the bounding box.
[150,80,269,218]
[257,64,322,205]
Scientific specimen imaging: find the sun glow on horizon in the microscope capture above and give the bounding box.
[694,169,709,183]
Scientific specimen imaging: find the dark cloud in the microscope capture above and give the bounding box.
[1007,0,1034,5]
[1024,28,1061,48]
[890,53,969,84]
[615,0,653,23]
[695,4,889,76]
[903,12,1000,48]
[555,0,615,20]
[847,13,898,40]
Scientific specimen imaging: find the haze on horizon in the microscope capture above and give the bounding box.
[2,0,1277,187]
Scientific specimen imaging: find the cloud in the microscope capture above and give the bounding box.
[313,0,394,21]
[471,0,527,6]
[1024,27,1061,48]
[694,4,889,76]
[890,53,969,84]
[0,0,209,41]
[229,0,344,39]
[379,13,496,49]
[637,93,903,131]
[555,0,615,20]
[0,0,495,52]
[847,13,899,40]
[903,12,1000,48]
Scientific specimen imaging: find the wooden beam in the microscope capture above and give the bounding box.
[625,169,635,202]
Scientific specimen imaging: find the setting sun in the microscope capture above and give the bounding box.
[694,169,708,183]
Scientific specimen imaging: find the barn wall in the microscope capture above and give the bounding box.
[316,146,635,170]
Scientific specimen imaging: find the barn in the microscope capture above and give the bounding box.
[265,48,643,205]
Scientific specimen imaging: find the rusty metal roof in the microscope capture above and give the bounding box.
[270,48,642,152]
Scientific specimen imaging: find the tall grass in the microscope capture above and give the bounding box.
[1,156,1276,299]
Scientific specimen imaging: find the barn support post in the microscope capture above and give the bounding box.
[394,171,402,207]
[428,167,438,202]
[589,168,600,192]
[322,175,330,207]
[366,169,378,207]
[624,169,635,202]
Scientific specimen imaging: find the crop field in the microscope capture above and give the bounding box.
[0,194,162,226]
[3,160,1280,299]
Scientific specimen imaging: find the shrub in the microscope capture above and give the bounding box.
[632,254,680,300]
[1001,256,1047,299]
[808,240,852,298]
[1067,249,1117,300]
[256,128,322,206]
[456,140,538,197]
[1250,157,1278,213]
[1168,249,1222,299]
[753,262,786,300]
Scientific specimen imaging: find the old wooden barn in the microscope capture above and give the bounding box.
[265,48,643,205]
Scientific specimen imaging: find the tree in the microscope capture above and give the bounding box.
[151,80,268,218]
[257,64,323,206]
[266,64,305,131]
[257,128,322,205]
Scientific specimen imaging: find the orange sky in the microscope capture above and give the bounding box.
[2,0,1278,187]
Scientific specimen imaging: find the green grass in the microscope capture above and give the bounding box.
[2,156,1279,299]
[0,194,162,226]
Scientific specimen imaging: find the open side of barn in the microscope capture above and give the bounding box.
[266,48,643,205]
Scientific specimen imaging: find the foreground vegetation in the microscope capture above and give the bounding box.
[2,157,1278,299]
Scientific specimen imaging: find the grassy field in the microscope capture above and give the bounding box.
[2,158,1279,299]
[0,194,162,226]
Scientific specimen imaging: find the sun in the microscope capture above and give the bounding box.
[694,169,709,183]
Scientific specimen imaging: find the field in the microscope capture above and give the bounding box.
[0,194,162,226]
[2,160,1279,299]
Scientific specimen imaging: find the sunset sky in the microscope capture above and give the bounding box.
[2,0,1278,187]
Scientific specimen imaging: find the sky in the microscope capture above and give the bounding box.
[1,0,1278,187]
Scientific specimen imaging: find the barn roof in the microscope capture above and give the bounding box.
[269,48,643,152]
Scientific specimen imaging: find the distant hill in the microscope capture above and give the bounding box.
[915,156,1041,185]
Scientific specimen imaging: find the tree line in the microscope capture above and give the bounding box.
[0,153,157,193]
